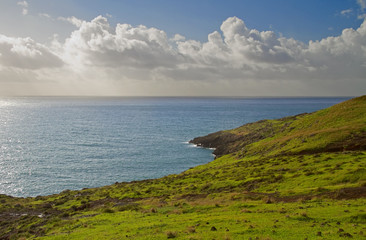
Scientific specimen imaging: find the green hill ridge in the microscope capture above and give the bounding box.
[1,96,366,239]
[191,95,366,157]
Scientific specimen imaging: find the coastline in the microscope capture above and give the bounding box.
[1,96,366,239]
[1,97,348,198]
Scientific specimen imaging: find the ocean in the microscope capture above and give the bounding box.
[0,97,350,197]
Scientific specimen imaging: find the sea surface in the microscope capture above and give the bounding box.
[0,97,351,197]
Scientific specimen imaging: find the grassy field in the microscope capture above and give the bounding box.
[1,96,365,239]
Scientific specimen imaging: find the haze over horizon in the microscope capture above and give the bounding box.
[0,0,365,97]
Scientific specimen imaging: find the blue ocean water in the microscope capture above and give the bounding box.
[0,97,351,197]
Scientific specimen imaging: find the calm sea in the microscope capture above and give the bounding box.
[0,97,351,197]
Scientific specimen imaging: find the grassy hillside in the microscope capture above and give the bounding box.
[191,95,366,157]
[1,96,366,240]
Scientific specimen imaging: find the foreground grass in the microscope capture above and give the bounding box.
[40,198,366,240]
[1,96,365,239]
[2,156,365,240]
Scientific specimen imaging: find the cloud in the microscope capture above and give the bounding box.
[17,1,28,15]
[0,15,365,96]
[304,22,366,81]
[358,0,366,19]
[171,34,185,42]
[61,15,181,69]
[39,13,52,19]
[358,0,366,10]
[341,9,353,17]
[359,13,366,19]
[0,35,63,69]
[174,16,307,78]
[58,16,83,27]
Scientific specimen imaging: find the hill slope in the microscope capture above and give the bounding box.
[191,95,366,157]
[1,96,366,240]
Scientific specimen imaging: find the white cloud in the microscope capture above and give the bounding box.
[0,35,63,69]
[17,1,28,8]
[358,0,366,19]
[17,1,28,15]
[61,16,180,69]
[0,16,365,96]
[359,13,366,19]
[341,9,353,17]
[176,16,302,72]
[358,0,366,10]
[58,16,83,27]
[171,34,185,42]
[39,13,52,19]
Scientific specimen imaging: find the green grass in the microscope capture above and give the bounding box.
[1,96,366,239]
[239,96,366,157]
[36,198,366,240]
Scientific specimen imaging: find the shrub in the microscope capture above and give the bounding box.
[117,203,140,212]
[186,226,196,233]
[103,208,115,213]
[166,231,177,238]
[349,213,366,223]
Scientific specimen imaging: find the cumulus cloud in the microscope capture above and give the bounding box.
[358,0,366,19]
[61,16,181,69]
[39,13,52,19]
[0,35,63,69]
[341,9,353,17]
[358,0,366,10]
[58,16,84,27]
[175,16,366,84]
[359,13,366,19]
[0,15,365,96]
[171,34,185,42]
[17,1,28,15]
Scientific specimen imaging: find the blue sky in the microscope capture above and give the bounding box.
[2,0,365,43]
[101,0,364,42]
[0,0,365,96]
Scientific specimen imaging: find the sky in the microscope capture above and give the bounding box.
[0,0,365,96]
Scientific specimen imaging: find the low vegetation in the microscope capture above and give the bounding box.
[1,96,366,239]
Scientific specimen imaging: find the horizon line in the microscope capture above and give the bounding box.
[0,95,356,99]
